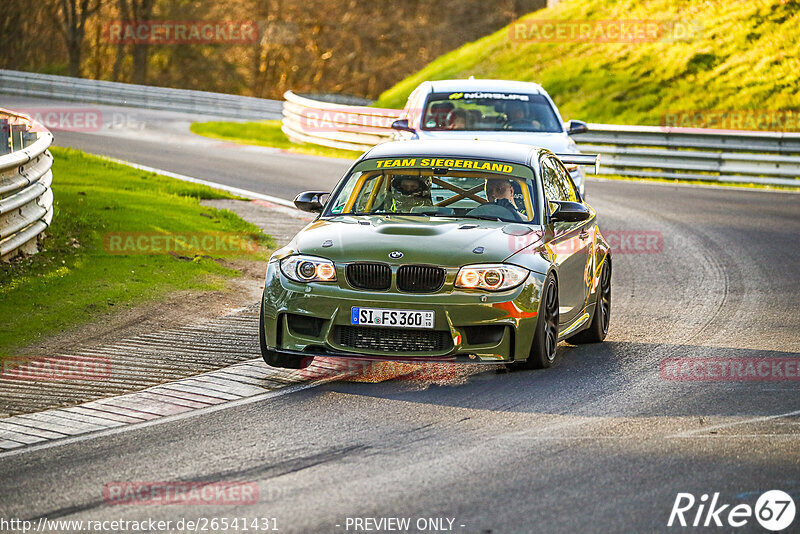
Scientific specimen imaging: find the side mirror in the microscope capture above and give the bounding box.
[294,191,328,213]
[549,201,591,223]
[391,119,415,133]
[566,120,588,135]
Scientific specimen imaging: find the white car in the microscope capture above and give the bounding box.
[390,79,589,196]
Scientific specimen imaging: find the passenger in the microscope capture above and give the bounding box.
[389,175,432,213]
[428,102,454,128]
[446,109,468,130]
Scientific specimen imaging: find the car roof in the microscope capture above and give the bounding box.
[362,140,548,166]
[425,78,547,95]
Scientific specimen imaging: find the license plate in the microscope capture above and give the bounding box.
[351,307,434,329]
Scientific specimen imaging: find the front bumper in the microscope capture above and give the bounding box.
[261,261,546,363]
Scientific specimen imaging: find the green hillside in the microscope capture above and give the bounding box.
[374,0,799,126]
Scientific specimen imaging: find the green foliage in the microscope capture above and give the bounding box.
[374,0,800,125]
[0,148,274,357]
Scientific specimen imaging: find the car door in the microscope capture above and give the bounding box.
[541,156,592,326]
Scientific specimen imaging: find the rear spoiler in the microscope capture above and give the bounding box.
[555,154,600,175]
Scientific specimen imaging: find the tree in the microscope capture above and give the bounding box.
[111,0,155,83]
[51,0,102,77]
[12,0,546,96]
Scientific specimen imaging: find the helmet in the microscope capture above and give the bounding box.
[391,175,431,196]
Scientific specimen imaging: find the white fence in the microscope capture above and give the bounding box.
[0,70,282,120]
[0,108,54,261]
[282,91,800,187]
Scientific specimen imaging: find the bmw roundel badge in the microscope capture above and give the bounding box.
[389,251,403,259]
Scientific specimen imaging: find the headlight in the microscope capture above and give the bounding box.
[280,255,337,283]
[455,264,528,291]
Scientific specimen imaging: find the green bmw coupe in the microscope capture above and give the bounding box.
[260,140,611,370]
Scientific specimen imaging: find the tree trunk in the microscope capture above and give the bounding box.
[132,45,148,83]
[53,0,99,78]
[111,0,129,81]
[67,42,82,77]
[130,0,154,84]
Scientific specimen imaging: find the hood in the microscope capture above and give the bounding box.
[294,215,544,267]
[416,130,576,154]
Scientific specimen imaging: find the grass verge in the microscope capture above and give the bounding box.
[0,147,274,358]
[190,120,363,160]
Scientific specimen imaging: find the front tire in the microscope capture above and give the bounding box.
[568,259,611,344]
[259,300,313,369]
[512,272,559,370]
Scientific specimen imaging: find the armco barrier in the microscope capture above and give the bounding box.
[0,108,54,261]
[0,69,282,120]
[282,91,800,187]
[282,91,401,152]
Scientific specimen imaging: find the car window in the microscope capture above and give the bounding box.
[541,157,578,204]
[420,92,562,132]
[352,174,386,212]
[540,158,563,214]
[328,173,359,215]
[550,158,579,202]
[327,164,537,223]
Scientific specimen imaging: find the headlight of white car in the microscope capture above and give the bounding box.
[280,255,337,283]
[455,264,528,291]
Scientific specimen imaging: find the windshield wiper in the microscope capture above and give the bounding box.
[374,212,428,217]
[458,215,507,222]
[353,213,515,222]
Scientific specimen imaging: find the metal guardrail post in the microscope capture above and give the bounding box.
[10,124,24,152]
[0,119,9,156]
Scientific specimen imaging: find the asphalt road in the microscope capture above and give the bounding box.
[1,96,799,533]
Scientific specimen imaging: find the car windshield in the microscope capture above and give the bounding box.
[325,158,538,223]
[421,91,562,133]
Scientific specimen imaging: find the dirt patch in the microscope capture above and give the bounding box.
[0,199,315,417]
[18,199,312,355]
[16,259,266,358]
[203,198,313,245]
[16,199,306,357]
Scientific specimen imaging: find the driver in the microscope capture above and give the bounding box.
[486,179,523,220]
[505,101,542,130]
[506,101,527,122]
[389,175,432,213]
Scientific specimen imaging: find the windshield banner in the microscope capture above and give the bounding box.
[363,158,523,176]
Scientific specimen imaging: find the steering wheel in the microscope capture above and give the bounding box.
[466,202,523,221]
